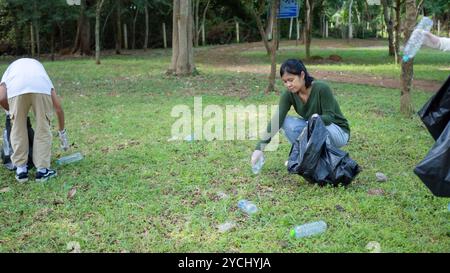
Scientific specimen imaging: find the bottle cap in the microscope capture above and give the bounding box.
[289,229,296,238]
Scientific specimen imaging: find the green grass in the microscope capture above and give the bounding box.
[0,45,449,253]
[242,41,450,82]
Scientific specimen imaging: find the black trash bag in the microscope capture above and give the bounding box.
[287,115,360,186]
[1,114,35,170]
[414,120,450,197]
[417,75,450,140]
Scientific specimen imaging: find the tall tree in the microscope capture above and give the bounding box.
[248,0,271,55]
[400,0,424,116]
[168,0,196,76]
[72,0,92,55]
[266,0,279,94]
[381,0,395,56]
[304,0,315,59]
[95,0,105,64]
[115,0,122,54]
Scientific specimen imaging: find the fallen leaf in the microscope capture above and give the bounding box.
[0,187,10,193]
[367,188,385,196]
[67,187,77,199]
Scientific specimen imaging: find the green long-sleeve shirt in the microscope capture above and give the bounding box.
[256,81,349,150]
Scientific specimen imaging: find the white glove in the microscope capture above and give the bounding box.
[58,129,69,151]
[421,30,441,49]
[251,150,264,166]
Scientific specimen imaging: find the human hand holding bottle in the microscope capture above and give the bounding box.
[251,150,264,166]
[58,129,69,151]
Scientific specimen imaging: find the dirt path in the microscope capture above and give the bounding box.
[196,40,443,92]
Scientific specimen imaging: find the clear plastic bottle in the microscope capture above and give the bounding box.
[56,152,83,165]
[402,17,433,62]
[238,199,258,214]
[251,155,265,174]
[290,220,327,238]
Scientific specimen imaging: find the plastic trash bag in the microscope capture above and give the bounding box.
[1,114,34,170]
[417,75,450,140]
[414,120,450,197]
[287,115,360,186]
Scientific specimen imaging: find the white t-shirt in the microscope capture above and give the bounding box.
[0,58,54,99]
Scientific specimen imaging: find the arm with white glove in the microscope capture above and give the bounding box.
[51,88,69,151]
[423,31,450,52]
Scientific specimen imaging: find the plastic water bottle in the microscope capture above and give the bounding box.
[2,128,12,156]
[56,152,83,165]
[252,155,265,174]
[238,199,258,214]
[290,220,327,238]
[402,17,433,62]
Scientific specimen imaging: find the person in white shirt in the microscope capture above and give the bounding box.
[422,31,450,52]
[0,58,69,182]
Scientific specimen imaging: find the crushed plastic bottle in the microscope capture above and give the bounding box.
[251,154,265,174]
[56,152,83,165]
[217,221,236,233]
[238,199,258,214]
[402,17,433,62]
[290,220,327,238]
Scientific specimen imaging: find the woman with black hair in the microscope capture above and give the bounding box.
[251,59,350,167]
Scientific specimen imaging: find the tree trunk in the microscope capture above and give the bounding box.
[30,22,35,57]
[381,0,395,56]
[305,0,313,59]
[14,19,21,56]
[58,23,64,51]
[73,0,91,55]
[168,0,180,74]
[194,0,199,47]
[400,0,417,116]
[251,4,271,55]
[199,0,210,47]
[33,1,40,58]
[115,1,122,54]
[95,0,105,65]
[132,8,138,50]
[394,0,401,63]
[35,22,40,58]
[266,0,279,94]
[144,5,149,51]
[348,0,353,39]
[51,25,55,61]
[175,0,195,75]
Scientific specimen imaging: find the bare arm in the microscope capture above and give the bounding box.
[0,83,9,111]
[51,88,65,131]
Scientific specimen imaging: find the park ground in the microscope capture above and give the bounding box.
[0,38,449,253]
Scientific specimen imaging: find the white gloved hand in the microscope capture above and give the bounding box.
[58,129,69,151]
[422,30,441,49]
[251,150,264,166]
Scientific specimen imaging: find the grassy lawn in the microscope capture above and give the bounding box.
[0,46,449,253]
[242,40,450,82]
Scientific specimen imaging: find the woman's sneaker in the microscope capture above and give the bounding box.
[35,169,57,182]
[15,171,29,183]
